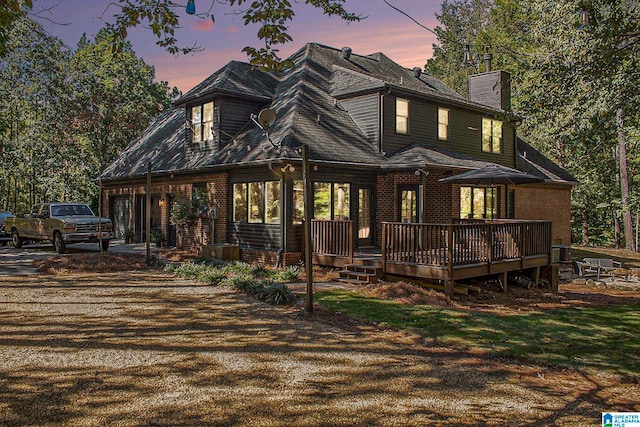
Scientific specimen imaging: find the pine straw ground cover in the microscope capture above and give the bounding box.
[0,252,637,425]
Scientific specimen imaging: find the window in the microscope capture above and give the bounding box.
[314,182,331,220]
[460,187,498,219]
[233,181,281,224]
[333,183,350,220]
[248,182,265,223]
[482,117,502,153]
[438,108,449,141]
[265,181,280,224]
[396,98,409,134]
[233,183,247,222]
[400,189,417,223]
[293,180,304,224]
[190,101,214,143]
[314,182,351,220]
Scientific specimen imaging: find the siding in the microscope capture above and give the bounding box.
[382,94,516,168]
[219,97,263,149]
[340,94,380,149]
[230,223,282,250]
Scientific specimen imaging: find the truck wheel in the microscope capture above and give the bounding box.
[54,232,66,254]
[100,240,109,251]
[12,230,23,248]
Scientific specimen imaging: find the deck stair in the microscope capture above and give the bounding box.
[338,259,383,285]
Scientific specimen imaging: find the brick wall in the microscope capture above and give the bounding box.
[375,171,456,246]
[103,172,229,250]
[514,185,572,244]
[241,249,302,267]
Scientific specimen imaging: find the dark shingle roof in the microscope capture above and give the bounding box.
[385,143,495,171]
[175,61,279,105]
[516,137,577,184]
[101,43,574,184]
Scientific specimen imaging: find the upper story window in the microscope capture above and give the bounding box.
[438,108,449,141]
[482,117,502,153]
[190,101,214,143]
[396,98,409,134]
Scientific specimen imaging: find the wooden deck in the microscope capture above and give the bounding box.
[310,219,552,296]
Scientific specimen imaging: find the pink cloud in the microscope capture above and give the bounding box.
[225,26,242,34]
[193,19,214,32]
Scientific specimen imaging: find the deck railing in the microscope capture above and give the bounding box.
[382,220,552,268]
[310,219,354,263]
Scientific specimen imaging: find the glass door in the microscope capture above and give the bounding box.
[357,187,373,247]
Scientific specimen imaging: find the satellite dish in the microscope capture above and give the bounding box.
[257,108,276,131]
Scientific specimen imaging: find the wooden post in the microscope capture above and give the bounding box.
[381,223,387,274]
[302,145,313,315]
[502,271,508,292]
[446,224,454,299]
[98,177,103,254]
[146,162,152,265]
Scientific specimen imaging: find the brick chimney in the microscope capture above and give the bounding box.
[468,67,511,111]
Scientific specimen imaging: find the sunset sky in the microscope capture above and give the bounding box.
[32,0,442,93]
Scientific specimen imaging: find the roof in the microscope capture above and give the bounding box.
[385,143,495,171]
[516,137,577,184]
[175,61,279,105]
[100,43,574,184]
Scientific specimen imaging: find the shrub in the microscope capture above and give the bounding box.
[197,268,226,285]
[271,265,301,282]
[221,275,255,292]
[262,281,295,305]
[224,261,268,277]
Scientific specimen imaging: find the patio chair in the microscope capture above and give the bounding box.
[575,258,600,279]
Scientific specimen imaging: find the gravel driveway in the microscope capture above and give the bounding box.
[0,271,614,426]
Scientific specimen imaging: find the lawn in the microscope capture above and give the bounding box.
[315,288,640,376]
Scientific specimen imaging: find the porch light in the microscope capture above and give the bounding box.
[281,164,295,173]
[186,0,196,15]
[159,197,166,207]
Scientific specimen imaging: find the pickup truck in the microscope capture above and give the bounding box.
[5,203,113,254]
[0,211,14,245]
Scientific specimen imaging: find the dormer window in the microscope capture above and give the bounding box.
[438,108,449,141]
[396,98,409,134]
[190,101,214,142]
[482,117,502,153]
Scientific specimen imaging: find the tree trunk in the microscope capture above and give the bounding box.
[582,195,589,245]
[614,217,621,249]
[616,106,634,251]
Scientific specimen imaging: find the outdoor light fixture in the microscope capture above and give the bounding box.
[159,197,166,207]
[186,0,196,15]
[281,164,295,173]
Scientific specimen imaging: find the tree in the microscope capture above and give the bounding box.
[1,0,363,70]
[68,29,176,174]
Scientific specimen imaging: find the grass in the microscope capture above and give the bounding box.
[316,290,640,376]
[572,245,640,268]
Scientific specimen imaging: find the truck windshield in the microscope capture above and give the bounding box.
[51,205,94,217]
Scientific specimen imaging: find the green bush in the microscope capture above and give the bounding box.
[165,259,296,305]
[270,265,301,282]
[262,281,295,305]
[197,268,226,285]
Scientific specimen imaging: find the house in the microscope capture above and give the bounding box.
[100,43,576,292]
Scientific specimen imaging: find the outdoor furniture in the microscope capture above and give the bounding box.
[611,268,631,282]
[577,258,622,280]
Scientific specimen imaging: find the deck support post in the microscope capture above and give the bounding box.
[302,145,313,315]
[534,266,540,285]
[502,271,508,293]
[446,225,454,300]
